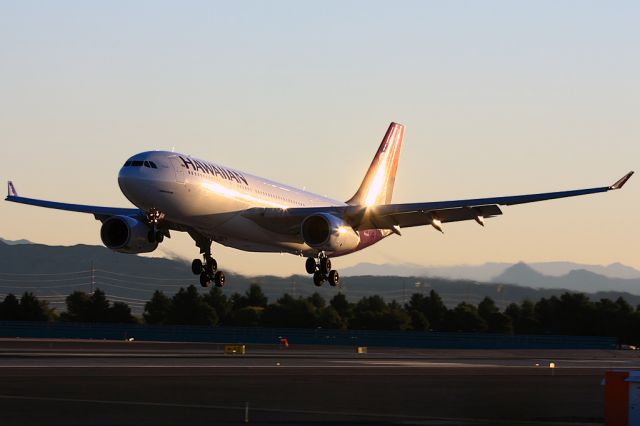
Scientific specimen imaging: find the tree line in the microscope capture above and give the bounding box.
[1,285,639,343]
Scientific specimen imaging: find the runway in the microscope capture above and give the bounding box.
[1,339,638,425]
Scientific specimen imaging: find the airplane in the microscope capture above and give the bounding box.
[5,122,634,288]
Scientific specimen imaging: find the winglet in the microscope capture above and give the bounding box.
[609,171,634,190]
[7,181,18,197]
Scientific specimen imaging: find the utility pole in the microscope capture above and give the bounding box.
[403,280,407,305]
[90,261,95,294]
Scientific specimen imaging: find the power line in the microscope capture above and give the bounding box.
[0,270,91,276]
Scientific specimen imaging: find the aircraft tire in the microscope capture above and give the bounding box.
[305,257,317,274]
[199,272,210,288]
[214,271,225,288]
[320,257,331,275]
[192,259,203,275]
[205,257,217,275]
[313,271,325,287]
[328,270,339,287]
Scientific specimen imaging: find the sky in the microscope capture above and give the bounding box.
[0,1,638,276]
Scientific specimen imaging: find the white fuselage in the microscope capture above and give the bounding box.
[117,151,360,255]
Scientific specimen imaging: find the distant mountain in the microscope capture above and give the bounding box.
[342,262,511,281]
[1,241,640,315]
[493,262,640,294]
[0,237,32,245]
[342,261,640,281]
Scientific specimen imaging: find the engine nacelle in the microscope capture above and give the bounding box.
[301,213,360,252]
[100,215,158,254]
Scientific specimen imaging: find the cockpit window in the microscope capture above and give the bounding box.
[124,159,156,168]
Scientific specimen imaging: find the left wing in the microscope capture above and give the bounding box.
[243,171,634,234]
[5,181,141,221]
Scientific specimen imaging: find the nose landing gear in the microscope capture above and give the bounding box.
[306,253,339,287]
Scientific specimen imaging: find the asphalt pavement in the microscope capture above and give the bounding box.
[1,339,638,425]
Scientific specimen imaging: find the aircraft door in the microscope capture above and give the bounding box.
[169,156,186,183]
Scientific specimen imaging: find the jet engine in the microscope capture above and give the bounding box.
[100,215,158,254]
[301,213,360,252]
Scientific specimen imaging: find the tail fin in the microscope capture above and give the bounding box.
[346,122,405,206]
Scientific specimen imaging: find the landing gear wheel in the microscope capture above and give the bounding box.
[327,270,340,287]
[214,271,225,288]
[320,257,331,275]
[155,231,164,243]
[305,257,317,274]
[191,259,203,275]
[204,256,217,275]
[313,271,325,287]
[199,272,210,288]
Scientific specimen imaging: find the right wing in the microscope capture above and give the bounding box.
[243,171,634,234]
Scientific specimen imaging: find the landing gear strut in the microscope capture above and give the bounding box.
[306,253,339,287]
[146,208,167,243]
[190,235,225,288]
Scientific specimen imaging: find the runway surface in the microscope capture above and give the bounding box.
[1,339,639,425]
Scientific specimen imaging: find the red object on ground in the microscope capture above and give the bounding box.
[279,338,289,348]
[605,370,630,426]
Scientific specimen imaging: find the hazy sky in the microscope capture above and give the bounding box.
[1,1,638,276]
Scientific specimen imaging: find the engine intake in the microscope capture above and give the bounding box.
[301,213,360,252]
[100,215,158,254]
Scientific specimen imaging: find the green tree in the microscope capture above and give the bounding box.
[19,292,55,321]
[405,293,430,331]
[330,293,352,324]
[444,302,487,332]
[351,296,411,330]
[0,294,22,320]
[169,285,217,325]
[144,290,172,324]
[108,302,136,323]
[262,294,319,328]
[61,291,91,322]
[204,287,232,323]
[424,290,447,330]
[317,306,345,329]
[88,289,111,322]
[235,284,268,309]
[307,293,326,309]
[228,306,263,326]
[478,297,499,321]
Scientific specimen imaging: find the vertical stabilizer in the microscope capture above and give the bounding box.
[346,122,404,206]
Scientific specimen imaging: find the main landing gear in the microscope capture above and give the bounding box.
[191,245,225,288]
[305,253,339,287]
